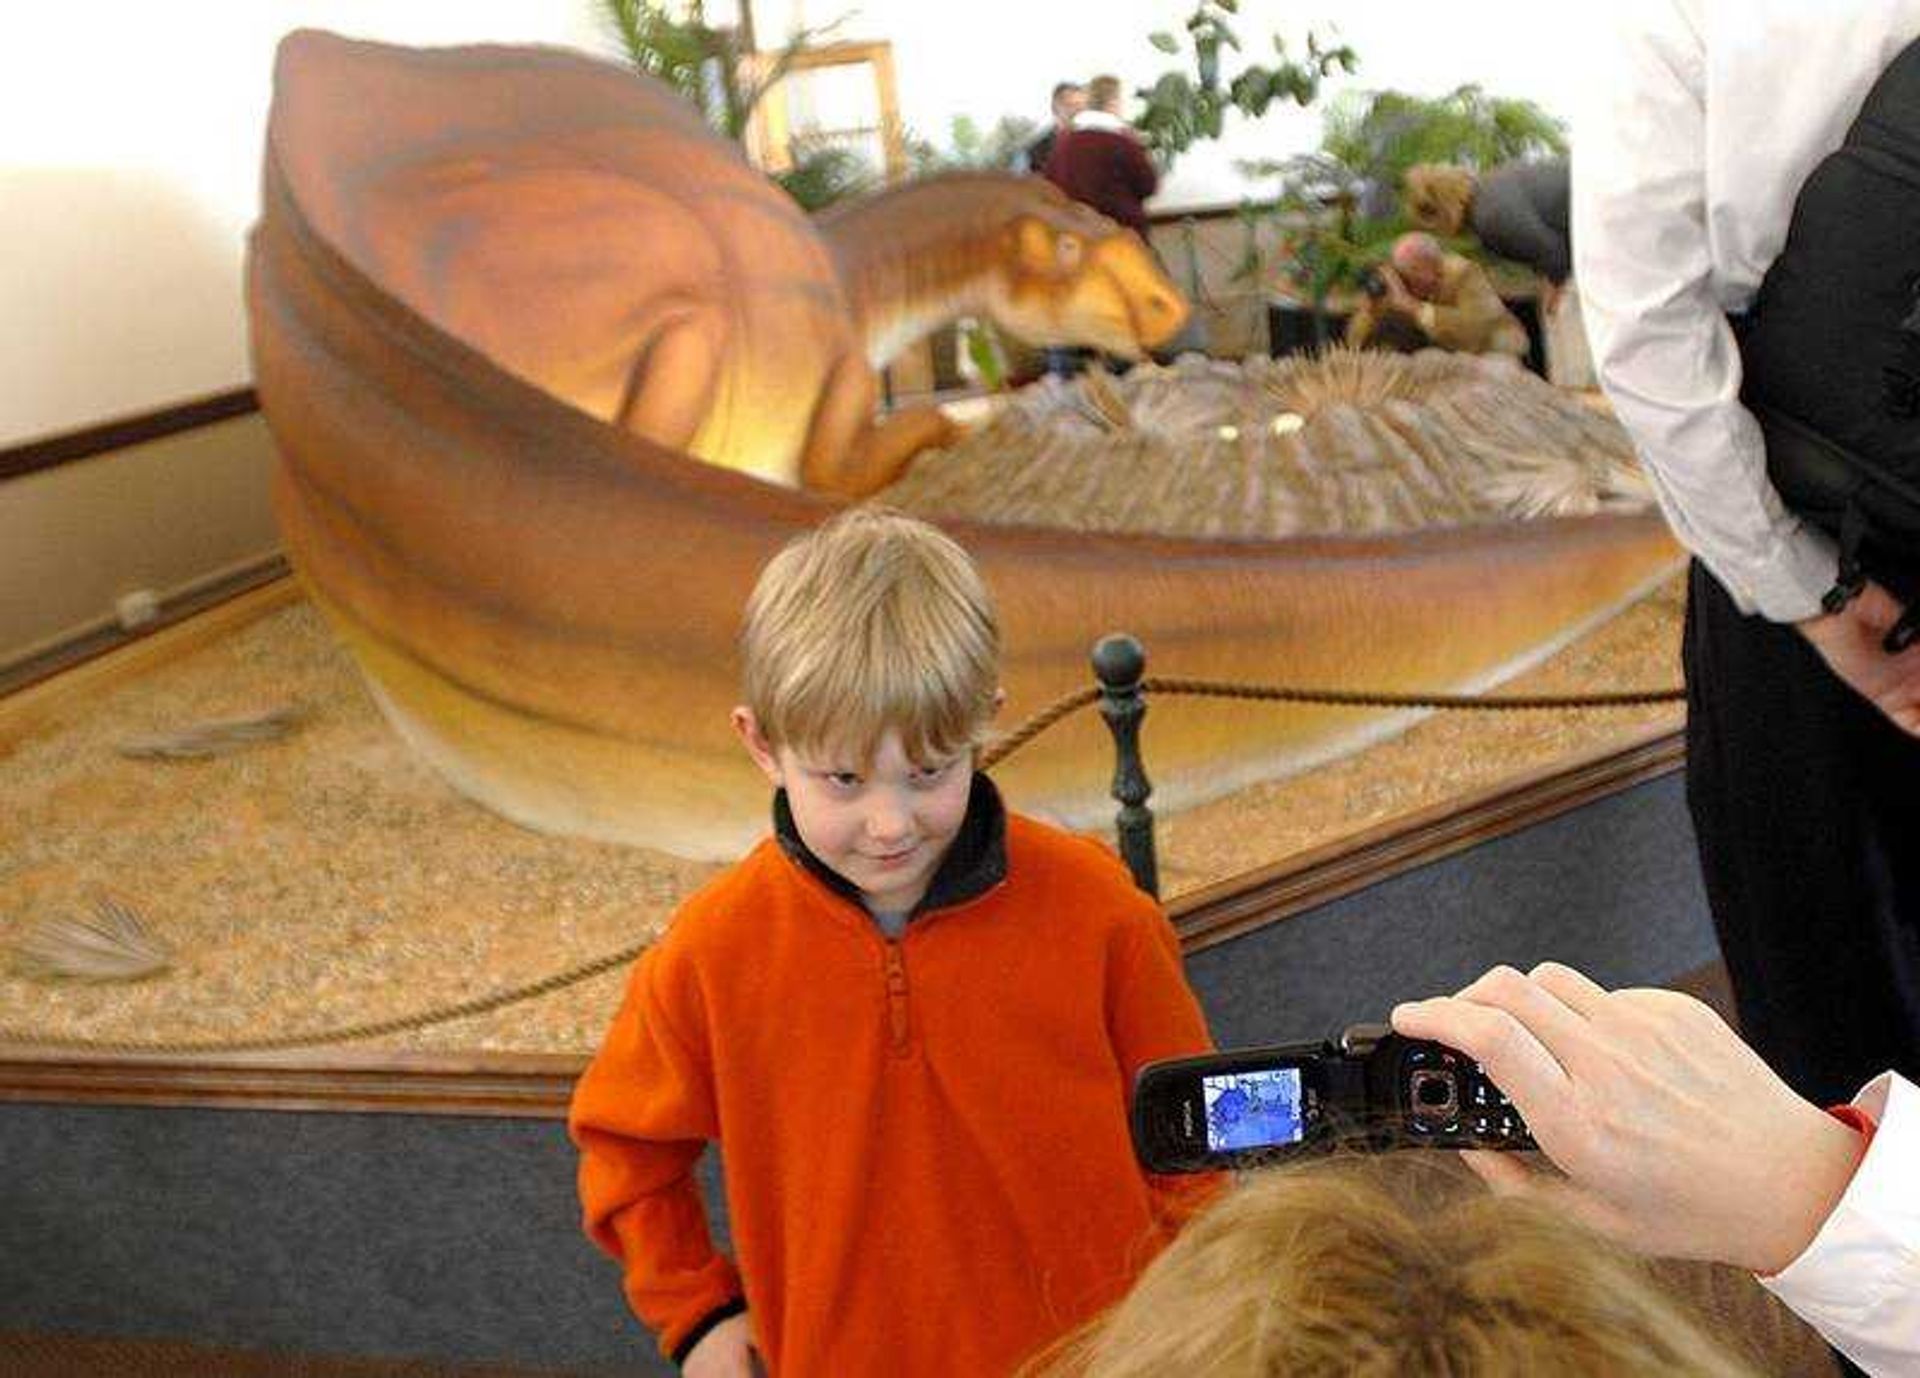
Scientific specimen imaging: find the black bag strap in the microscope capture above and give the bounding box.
[1815,502,1920,654]
[1822,502,1871,614]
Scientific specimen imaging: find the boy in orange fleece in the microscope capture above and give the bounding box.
[569,507,1216,1378]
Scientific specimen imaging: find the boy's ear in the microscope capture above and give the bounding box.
[730,706,784,787]
[991,686,1007,716]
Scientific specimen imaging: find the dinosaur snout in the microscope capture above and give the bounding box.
[1134,285,1190,349]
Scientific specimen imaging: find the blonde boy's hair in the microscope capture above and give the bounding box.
[741,506,999,764]
[1031,1156,1763,1378]
[1087,75,1125,112]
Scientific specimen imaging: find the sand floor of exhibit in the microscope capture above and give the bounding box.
[0,577,1684,1056]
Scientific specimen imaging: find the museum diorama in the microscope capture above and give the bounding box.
[4,21,1693,1052]
[11,6,1850,1376]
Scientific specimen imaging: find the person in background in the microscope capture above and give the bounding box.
[569,507,1218,1378]
[1406,158,1570,292]
[1405,157,1591,385]
[1024,80,1085,176]
[1393,961,1920,1377]
[1038,75,1161,377]
[1044,74,1158,244]
[1575,1,1920,1113]
[1030,1153,1762,1377]
[1346,231,1531,361]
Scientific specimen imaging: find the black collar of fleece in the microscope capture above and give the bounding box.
[772,772,1008,918]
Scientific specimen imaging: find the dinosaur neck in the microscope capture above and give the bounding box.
[819,177,1015,369]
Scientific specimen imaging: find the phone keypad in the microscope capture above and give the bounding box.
[1402,1043,1533,1148]
[1464,1070,1532,1145]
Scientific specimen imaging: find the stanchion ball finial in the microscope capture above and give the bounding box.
[1091,633,1145,690]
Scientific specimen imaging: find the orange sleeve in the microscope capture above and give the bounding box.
[568,945,743,1359]
[1106,901,1227,1227]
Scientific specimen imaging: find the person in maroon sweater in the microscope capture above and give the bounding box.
[1043,74,1158,243]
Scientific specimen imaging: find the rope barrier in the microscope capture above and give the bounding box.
[4,675,1683,1054]
[0,940,652,1055]
[1140,676,1686,712]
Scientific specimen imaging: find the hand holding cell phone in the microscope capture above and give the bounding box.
[1390,962,1867,1274]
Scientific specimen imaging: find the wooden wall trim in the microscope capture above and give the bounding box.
[0,570,297,713]
[0,1048,587,1120]
[0,724,1684,1119]
[0,387,259,484]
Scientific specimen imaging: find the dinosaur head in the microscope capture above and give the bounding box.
[991,204,1190,359]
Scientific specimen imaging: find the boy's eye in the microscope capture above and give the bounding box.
[824,771,862,789]
[911,760,955,784]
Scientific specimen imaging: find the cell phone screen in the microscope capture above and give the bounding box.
[1202,1066,1306,1151]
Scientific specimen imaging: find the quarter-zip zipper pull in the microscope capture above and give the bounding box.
[883,943,911,1053]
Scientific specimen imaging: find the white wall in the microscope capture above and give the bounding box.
[0,417,282,667]
[1,1,1575,445]
[1,2,612,446]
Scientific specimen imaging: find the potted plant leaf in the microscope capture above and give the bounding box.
[1134,0,1356,167]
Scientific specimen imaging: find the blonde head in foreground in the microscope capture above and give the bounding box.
[1031,1156,1758,1378]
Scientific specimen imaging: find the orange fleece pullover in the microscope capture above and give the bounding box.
[569,805,1216,1377]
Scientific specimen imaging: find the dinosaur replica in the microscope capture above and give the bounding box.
[272,30,1185,501]
[248,31,1682,860]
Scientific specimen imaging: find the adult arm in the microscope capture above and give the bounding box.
[1417,262,1522,354]
[1391,964,1920,1376]
[1578,3,1920,731]
[568,949,747,1365]
[1574,1,1836,621]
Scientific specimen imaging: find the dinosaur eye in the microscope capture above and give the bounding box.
[1056,234,1083,270]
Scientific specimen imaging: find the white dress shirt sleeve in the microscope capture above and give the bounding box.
[1573,0,1838,621]
[1762,1072,1920,1376]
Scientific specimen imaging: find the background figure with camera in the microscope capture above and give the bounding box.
[1403,157,1594,387]
[1576,0,1920,1118]
[1344,232,1530,361]
[1391,962,1920,1377]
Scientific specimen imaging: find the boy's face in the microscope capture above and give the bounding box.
[733,711,975,916]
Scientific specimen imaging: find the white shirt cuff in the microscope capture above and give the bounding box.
[1713,520,1839,623]
[1762,1074,1920,1375]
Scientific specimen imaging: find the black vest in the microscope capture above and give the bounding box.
[1739,34,1920,599]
